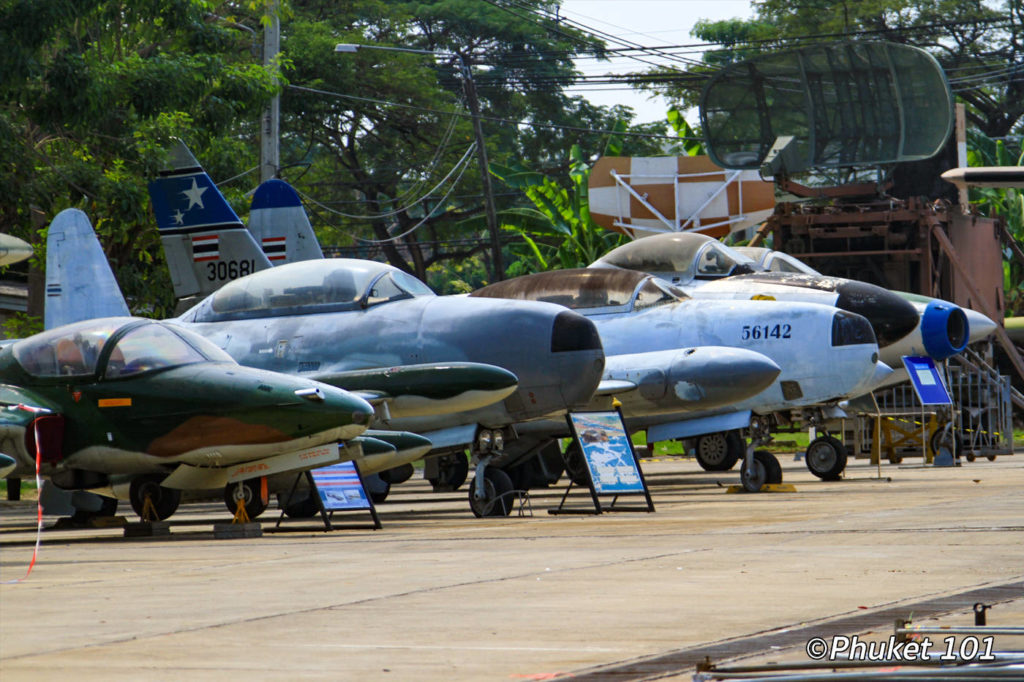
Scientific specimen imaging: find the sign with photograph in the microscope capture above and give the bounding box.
[568,411,646,494]
[310,461,373,511]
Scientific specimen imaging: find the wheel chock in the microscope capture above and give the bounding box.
[213,522,262,539]
[725,483,798,494]
[124,521,171,537]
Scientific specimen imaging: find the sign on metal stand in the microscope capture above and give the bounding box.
[902,355,955,466]
[276,459,381,531]
[549,409,654,515]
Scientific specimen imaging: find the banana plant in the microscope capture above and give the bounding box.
[493,131,628,274]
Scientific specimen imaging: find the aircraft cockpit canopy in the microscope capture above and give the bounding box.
[196,259,435,322]
[592,233,758,283]
[732,246,820,276]
[472,269,686,314]
[13,318,235,379]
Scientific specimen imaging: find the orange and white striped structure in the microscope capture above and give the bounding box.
[588,156,775,239]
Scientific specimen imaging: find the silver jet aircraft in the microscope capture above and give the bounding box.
[472,268,889,490]
[149,147,812,505]
[590,233,960,366]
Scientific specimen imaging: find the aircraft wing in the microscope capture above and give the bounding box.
[311,362,518,418]
[45,209,131,329]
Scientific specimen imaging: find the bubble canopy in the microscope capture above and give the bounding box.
[195,259,435,322]
[13,317,235,379]
[700,41,953,174]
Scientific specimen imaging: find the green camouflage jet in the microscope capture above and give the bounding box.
[0,316,389,521]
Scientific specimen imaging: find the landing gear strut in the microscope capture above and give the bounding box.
[740,419,783,493]
[129,474,181,521]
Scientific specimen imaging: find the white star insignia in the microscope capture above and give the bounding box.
[181,178,207,210]
[172,210,185,225]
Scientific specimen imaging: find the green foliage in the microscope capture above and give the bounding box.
[493,143,625,273]
[0,0,282,318]
[1,313,43,340]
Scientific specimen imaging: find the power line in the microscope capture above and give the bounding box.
[287,84,697,141]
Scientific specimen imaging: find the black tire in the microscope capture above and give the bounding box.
[468,467,515,517]
[68,494,118,525]
[427,452,469,492]
[282,493,319,519]
[223,478,268,518]
[563,441,590,486]
[364,473,391,504]
[129,475,181,521]
[379,463,415,485]
[741,450,783,492]
[805,436,847,481]
[695,431,743,471]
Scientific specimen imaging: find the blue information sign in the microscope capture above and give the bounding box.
[568,411,646,494]
[309,461,373,511]
[901,356,953,406]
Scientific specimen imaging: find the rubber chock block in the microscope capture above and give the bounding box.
[213,522,263,539]
[124,521,171,537]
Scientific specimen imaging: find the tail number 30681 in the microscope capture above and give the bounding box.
[207,260,255,281]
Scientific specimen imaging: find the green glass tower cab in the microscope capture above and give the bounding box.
[700,41,954,176]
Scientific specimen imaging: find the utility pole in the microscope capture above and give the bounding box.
[260,0,280,183]
[455,54,504,280]
[335,43,505,280]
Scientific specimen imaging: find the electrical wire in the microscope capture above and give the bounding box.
[350,143,478,244]
[295,142,478,220]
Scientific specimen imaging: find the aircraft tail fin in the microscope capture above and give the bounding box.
[148,140,271,299]
[248,178,324,264]
[45,209,130,330]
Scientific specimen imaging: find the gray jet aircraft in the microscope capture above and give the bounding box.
[473,268,889,490]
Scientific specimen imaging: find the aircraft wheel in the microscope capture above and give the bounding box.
[379,463,415,485]
[223,478,267,518]
[986,455,997,461]
[282,494,319,518]
[68,495,118,525]
[741,450,782,492]
[364,473,390,504]
[427,452,469,492]
[468,468,514,518]
[129,475,181,521]
[564,442,589,486]
[805,436,847,481]
[695,431,742,471]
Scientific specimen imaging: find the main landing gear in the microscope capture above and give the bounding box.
[805,435,847,481]
[128,474,181,521]
[739,419,783,493]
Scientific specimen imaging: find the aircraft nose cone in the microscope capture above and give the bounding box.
[672,347,781,409]
[835,281,919,347]
[964,308,997,345]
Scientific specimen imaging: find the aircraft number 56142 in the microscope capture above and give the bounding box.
[741,323,791,340]
[207,260,255,281]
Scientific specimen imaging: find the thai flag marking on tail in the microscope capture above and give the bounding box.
[262,236,287,262]
[46,283,62,297]
[192,234,219,262]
